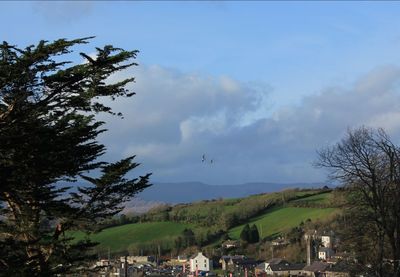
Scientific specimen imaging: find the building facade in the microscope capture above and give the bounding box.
[190,252,212,272]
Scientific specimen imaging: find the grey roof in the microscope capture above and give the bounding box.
[266,258,288,265]
[325,261,360,273]
[270,263,305,272]
[303,261,330,272]
[255,263,265,270]
[190,253,207,259]
[220,255,246,262]
[234,259,258,266]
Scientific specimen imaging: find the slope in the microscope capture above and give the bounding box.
[73,221,193,253]
[229,191,338,239]
[229,206,337,239]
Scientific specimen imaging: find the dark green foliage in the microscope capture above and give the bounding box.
[182,228,196,247]
[286,226,303,244]
[240,224,259,243]
[240,224,250,242]
[222,233,231,241]
[0,38,151,276]
[249,224,260,243]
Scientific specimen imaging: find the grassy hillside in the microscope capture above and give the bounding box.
[76,189,338,254]
[229,206,338,239]
[229,191,338,239]
[73,221,193,252]
[160,189,324,229]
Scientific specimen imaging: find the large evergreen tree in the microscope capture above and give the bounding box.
[240,224,250,242]
[0,38,151,276]
[249,224,260,243]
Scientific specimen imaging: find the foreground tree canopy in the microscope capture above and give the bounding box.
[0,38,151,276]
[316,127,400,277]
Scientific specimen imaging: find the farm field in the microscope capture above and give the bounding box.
[229,191,336,239]
[229,205,338,239]
[73,221,194,252]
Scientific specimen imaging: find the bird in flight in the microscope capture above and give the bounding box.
[202,154,215,164]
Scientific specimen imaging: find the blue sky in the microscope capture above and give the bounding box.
[3,1,400,185]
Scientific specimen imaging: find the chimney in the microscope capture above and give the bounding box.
[305,234,311,266]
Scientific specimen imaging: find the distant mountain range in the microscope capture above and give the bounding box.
[132,181,325,204]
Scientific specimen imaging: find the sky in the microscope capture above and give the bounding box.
[3,1,400,185]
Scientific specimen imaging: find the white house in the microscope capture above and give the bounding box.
[119,256,153,264]
[222,240,240,249]
[318,247,334,260]
[321,235,332,248]
[95,259,111,267]
[190,252,212,272]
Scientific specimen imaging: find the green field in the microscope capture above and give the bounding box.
[229,206,338,239]
[73,221,193,252]
[72,190,338,253]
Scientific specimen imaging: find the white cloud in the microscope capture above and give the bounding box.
[180,113,228,142]
[98,64,400,185]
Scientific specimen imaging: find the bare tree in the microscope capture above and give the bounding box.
[316,127,400,277]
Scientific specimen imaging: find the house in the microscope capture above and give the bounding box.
[271,238,289,246]
[324,261,364,277]
[318,248,335,261]
[94,259,117,277]
[266,261,305,276]
[119,256,155,265]
[222,240,240,249]
[255,262,267,276]
[190,252,212,272]
[263,258,288,275]
[321,236,332,248]
[219,255,246,271]
[303,261,330,277]
[95,259,111,267]
[325,263,350,277]
[233,258,259,272]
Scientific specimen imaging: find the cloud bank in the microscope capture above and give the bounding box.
[98,64,400,185]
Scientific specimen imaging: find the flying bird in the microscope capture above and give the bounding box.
[202,154,215,165]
